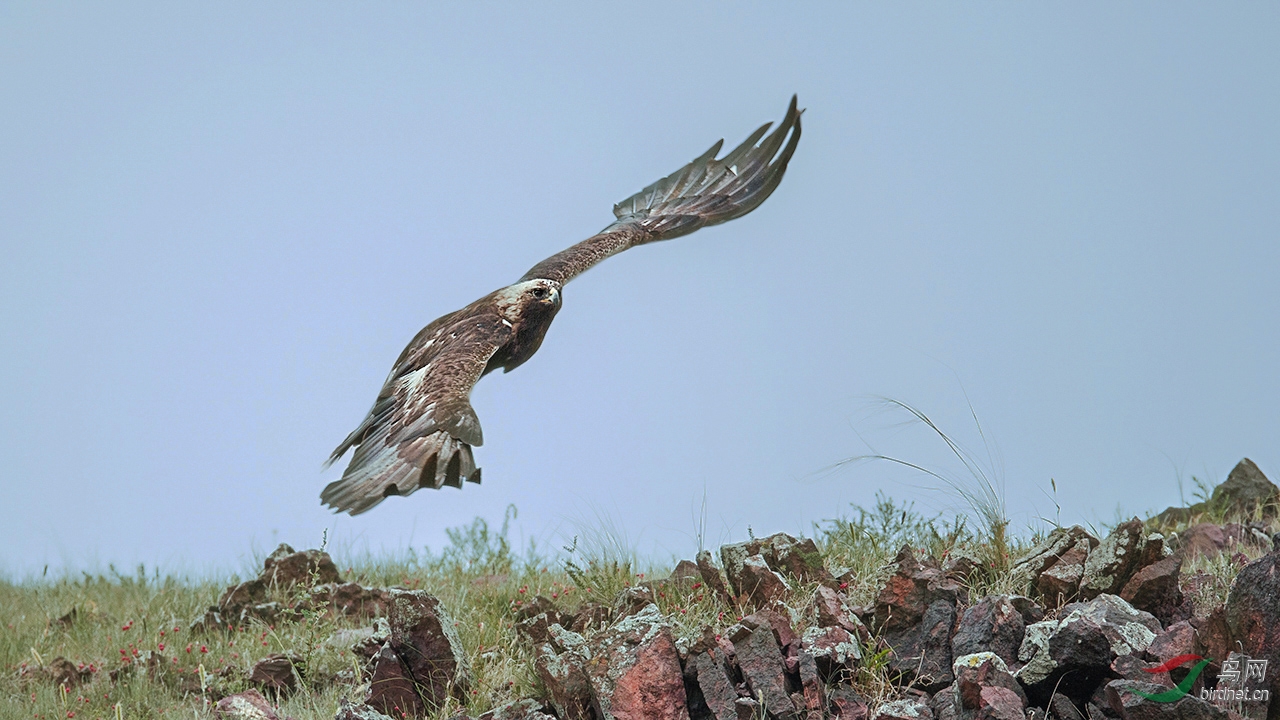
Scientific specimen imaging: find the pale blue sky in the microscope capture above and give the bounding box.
[3,4,1277,575]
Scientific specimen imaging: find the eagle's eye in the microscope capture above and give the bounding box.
[531,287,547,299]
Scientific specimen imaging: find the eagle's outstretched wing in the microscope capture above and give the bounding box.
[321,300,512,515]
[521,95,802,285]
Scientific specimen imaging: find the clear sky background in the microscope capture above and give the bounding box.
[3,4,1277,576]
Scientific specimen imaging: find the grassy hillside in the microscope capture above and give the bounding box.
[2,483,1272,720]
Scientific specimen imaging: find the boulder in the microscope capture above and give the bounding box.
[1035,538,1090,605]
[213,690,281,720]
[721,533,827,588]
[584,604,688,720]
[874,546,965,692]
[828,686,871,719]
[365,644,424,719]
[951,596,1030,669]
[334,699,395,720]
[386,590,471,711]
[1009,526,1098,596]
[1104,679,1229,720]
[730,554,790,606]
[1119,555,1184,626]
[261,543,342,588]
[309,582,393,618]
[1015,594,1160,704]
[728,614,798,718]
[1225,549,1280,710]
[696,550,733,604]
[944,652,1027,720]
[683,637,740,720]
[248,654,301,697]
[1212,458,1278,514]
[1079,519,1156,600]
[534,625,597,720]
[476,699,557,720]
[1155,458,1277,525]
[871,696,932,720]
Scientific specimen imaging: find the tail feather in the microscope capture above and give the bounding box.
[320,429,479,515]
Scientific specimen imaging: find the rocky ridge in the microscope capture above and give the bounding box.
[27,459,1280,720]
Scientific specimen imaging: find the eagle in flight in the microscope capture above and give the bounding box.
[323,96,803,515]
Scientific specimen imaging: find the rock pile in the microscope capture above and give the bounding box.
[192,544,393,632]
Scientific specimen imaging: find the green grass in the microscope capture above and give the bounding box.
[3,484,1272,720]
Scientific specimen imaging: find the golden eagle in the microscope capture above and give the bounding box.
[323,97,802,514]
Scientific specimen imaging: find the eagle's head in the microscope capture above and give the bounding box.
[494,279,562,322]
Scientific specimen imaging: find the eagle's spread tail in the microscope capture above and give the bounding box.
[612,95,802,243]
[321,429,480,515]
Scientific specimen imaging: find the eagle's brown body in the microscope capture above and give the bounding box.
[323,98,802,515]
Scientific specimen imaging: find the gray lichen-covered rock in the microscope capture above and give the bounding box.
[802,625,861,673]
[534,625,597,720]
[1036,538,1091,606]
[872,696,932,720]
[1009,526,1099,597]
[213,690,281,720]
[1015,594,1160,704]
[334,700,395,720]
[476,699,557,720]
[720,532,827,593]
[585,604,688,720]
[1079,519,1151,599]
[938,652,1027,720]
[732,554,790,606]
[695,550,733,604]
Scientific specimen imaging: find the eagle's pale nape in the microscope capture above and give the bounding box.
[322,96,803,515]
